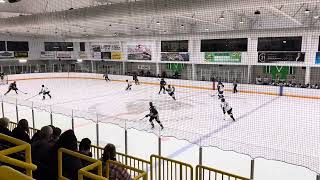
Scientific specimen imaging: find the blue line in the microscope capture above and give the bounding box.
[167,96,280,159]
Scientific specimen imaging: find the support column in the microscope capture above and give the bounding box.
[192,64,197,80]
[122,62,126,75]
[247,65,253,84]
[156,63,160,77]
[305,66,311,84]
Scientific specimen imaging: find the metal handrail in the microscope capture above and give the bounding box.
[106,160,147,180]
[0,133,37,177]
[196,164,250,180]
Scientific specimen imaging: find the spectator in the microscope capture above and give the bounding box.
[11,119,30,143]
[0,117,12,137]
[49,125,61,145]
[47,130,82,180]
[100,143,132,180]
[79,138,92,157]
[32,126,53,180]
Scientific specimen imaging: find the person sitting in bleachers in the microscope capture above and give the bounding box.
[0,117,12,137]
[49,125,61,145]
[11,119,31,144]
[100,143,132,180]
[79,138,92,157]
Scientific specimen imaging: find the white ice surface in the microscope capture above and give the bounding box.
[0,77,319,180]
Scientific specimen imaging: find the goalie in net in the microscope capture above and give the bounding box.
[0,73,8,85]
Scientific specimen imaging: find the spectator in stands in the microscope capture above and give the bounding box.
[32,126,53,179]
[101,143,132,180]
[49,125,61,145]
[11,119,30,143]
[49,130,82,180]
[79,138,92,157]
[0,117,12,137]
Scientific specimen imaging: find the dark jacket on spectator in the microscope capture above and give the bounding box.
[12,126,31,144]
[0,126,12,137]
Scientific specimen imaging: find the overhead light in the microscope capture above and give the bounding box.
[85,34,89,37]
[314,15,319,19]
[219,16,225,20]
[180,24,184,28]
[0,0,5,3]
[77,59,83,62]
[205,28,209,31]
[283,40,287,43]
[305,9,310,14]
[239,19,244,24]
[156,21,160,25]
[19,59,27,63]
[67,46,73,49]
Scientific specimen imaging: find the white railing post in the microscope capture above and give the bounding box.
[96,114,99,146]
[71,110,74,131]
[1,98,4,118]
[50,106,53,126]
[15,98,19,123]
[158,129,161,156]
[125,119,128,155]
[31,102,35,129]
[250,159,255,180]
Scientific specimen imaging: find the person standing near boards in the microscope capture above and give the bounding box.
[233,80,238,93]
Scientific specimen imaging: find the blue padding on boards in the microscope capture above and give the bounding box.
[279,85,284,96]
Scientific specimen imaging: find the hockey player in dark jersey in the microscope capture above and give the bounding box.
[103,73,110,82]
[39,85,52,100]
[220,98,235,121]
[4,81,18,95]
[166,85,176,100]
[145,102,164,129]
[158,78,166,94]
[125,80,132,91]
[217,81,224,99]
[133,74,140,85]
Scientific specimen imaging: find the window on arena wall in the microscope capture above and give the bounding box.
[0,41,5,51]
[161,40,188,52]
[200,38,248,52]
[6,41,29,51]
[258,36,302,51]
[44,42,74,51]
[80,42,85,51]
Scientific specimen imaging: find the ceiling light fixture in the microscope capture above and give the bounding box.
[205,28,209,31]
[156,21,160,25]
[314,15,319,19]
[219,16,225,20]
[239,19,244,24]
[180,24,184,28]
[0,0,5,3]
[305,9,310,14]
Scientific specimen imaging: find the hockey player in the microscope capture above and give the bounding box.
[133,74,140,85]
[4,81,18,95]
[158,78,166,94]
[217,81,224,99]
[39,85,52,100]
[103,73,110,82]
[145,102,164,129]
[220,98,235,121]
[125,80,132,91]
[166,85,176,100]
[233,81,238,93]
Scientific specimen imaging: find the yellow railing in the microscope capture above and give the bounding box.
[106,160,148,180]
[150,154,193,180]
[0,133,37,177]
[0,166,34,180]
[196,165,250,180]
[58,148,107,180]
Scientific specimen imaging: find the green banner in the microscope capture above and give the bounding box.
[204,52,241,63]
[264,66,295,80]
[167,63,185,73]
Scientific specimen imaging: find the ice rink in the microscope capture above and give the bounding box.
[0,74,319,180]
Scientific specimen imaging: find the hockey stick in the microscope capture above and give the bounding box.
[18,89,28,94]
[139,116,146,120]
[25,94,39,101]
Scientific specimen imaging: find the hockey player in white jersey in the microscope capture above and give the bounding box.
[220,98,235,121]
[166,85,176,100]
[39,85,52,100]
[125,80,132,91]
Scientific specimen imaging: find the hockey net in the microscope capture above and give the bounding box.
[0,75,8,85]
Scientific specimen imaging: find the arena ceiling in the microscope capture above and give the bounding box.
[0,0,319,39]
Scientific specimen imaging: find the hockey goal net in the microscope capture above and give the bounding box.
[0,74,8,85]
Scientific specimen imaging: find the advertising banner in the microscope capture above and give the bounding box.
[204,52,241,63]
[138,65,151,70]
[258,52,305,63]
[78,52,88,59]
[92,52,101,59]
[101,52,111,59]
[91,45,101,52]
[111,52,122,60]
[14,51,28,58]
[315,52,320,64]
[91,42,122,52]
[127,44,152,60]
[40,51,55,59]
[0,51,14,59]
[56,51,72,59]
[161,52,189,61]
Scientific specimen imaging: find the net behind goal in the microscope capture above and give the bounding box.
[0,74,8,85]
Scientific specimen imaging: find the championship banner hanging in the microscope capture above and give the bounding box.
[258,52,305,63]
[161,52,189,61]
[127,44,152,60]
[315,52,320,64]
[111,52,122,60]
[204,52,241,63]
[14,51,28,58]
[0,51,14,59]
[40,51,55,59]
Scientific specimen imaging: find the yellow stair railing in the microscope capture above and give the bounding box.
[150,154,193,180]
[106,160,148,180]
[196,164,250,180]
[0,133,37,177]
[0,166,34,180]
[58,148,107,180]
